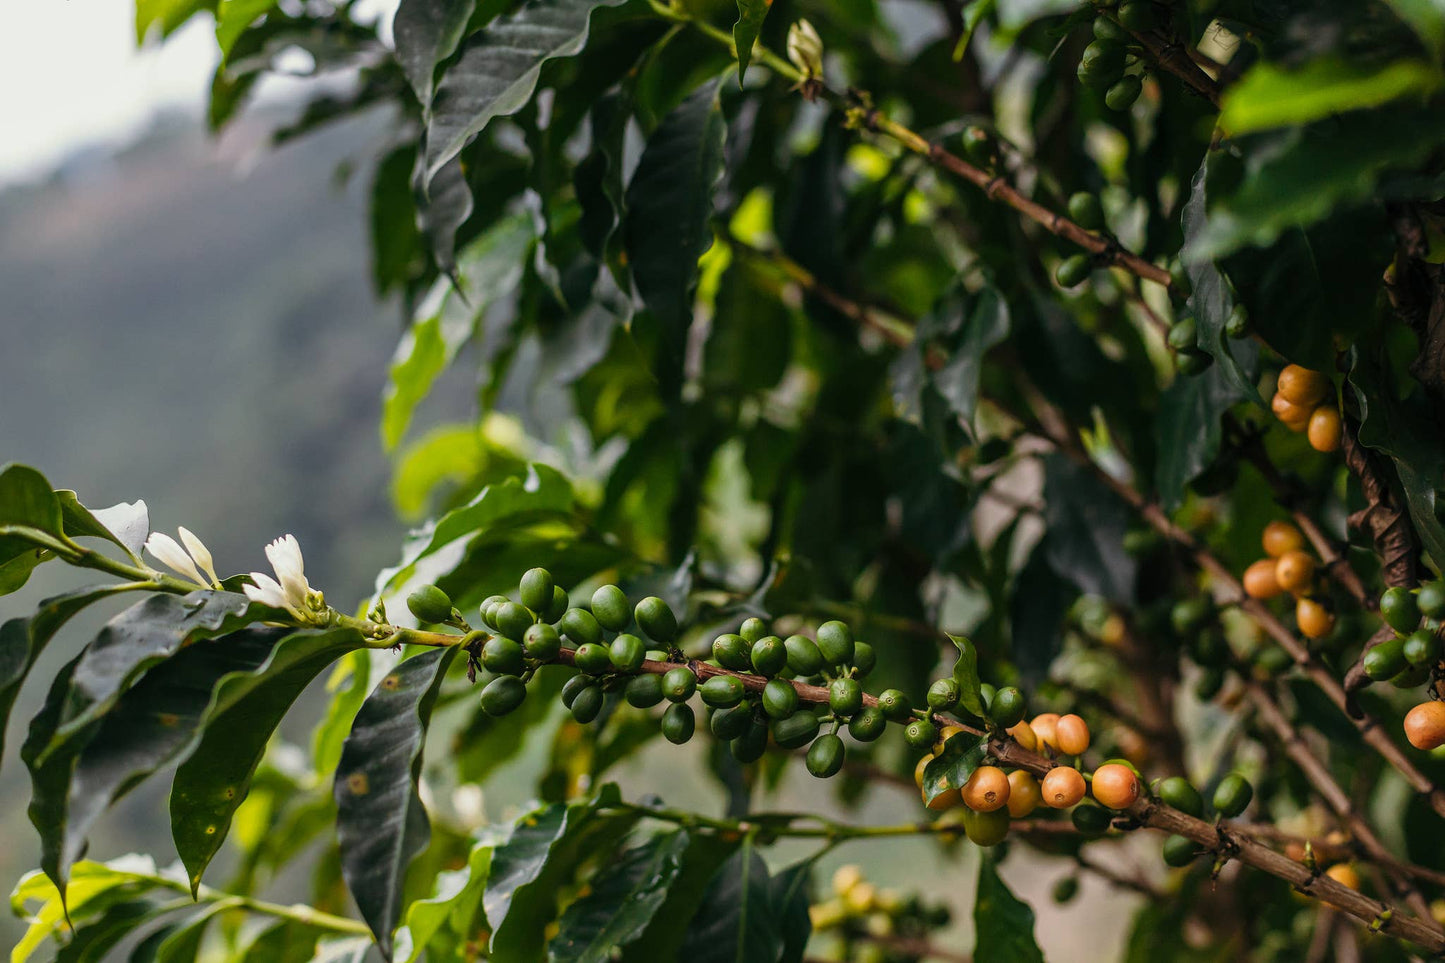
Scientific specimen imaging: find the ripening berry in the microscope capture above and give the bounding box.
[1091,763,1141,809]
[962,766,1011,812]
[1055,714,1091,755]
[1274,551,1316,594]
[1404,701,1445,750]
[1007,721,1038,752]
[1042,766,1087,808]
[1276,365,1331,407]
[915,754,962,811]
[1031,713,1061,752]
[1307,406,1342,452]
[1007,770,1042,818]
[962,807,1010,847]
[1295,597,1335,640]
[1270,393,1312,432]
[1241,559,1282,599]
[1325,863,1360,892]
[989,687,1027,729]
[1156,776,1203,817]
[1262,521,1305,558]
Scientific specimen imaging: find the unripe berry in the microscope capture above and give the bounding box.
[852,642,876,678]
[590,584,630,632]
[609,634,646,672]
[927,678,960,711]
[712,633,752,671]
[634,596,679,644]
[876,689,912,722]
[1156,776,1203,817]
[1419,581,1445,619]
[1067,192,1103,230]
[962,807,1010,847]
[1162,834,1198,867]
[1380,586,1422,634]
[570,684,603,723]
[807,733,846,778]
[573,642,612,675]
[662,666,697,702]
[816,620,854,665]
[700,675,746,708]
[1071,800,1112,836]
[482,636,526,676]
[523,623,561,661]
[784,634,825,676]
[739,617,768,643]
[625,673,664,708]
[774,710,822,750]
[848,706,887,742]
[480,675,526,716]
[1212,773,1253,817]
[989,687,1026,729]
[494,601,535,641]
[750,636,788,677]
[761,678,800,719]
[661,703,695,743]
[560,608,602,646]
[829,678,863,716]
[407,584,453,624]
[904,719,939,749]
[519,568,554,612]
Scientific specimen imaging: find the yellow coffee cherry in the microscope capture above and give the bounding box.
[1007,770,1042,818]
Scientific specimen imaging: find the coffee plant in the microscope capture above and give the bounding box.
[7,0,1445,958]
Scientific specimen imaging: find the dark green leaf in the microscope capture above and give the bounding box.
[394,0,479,105]
[1154,361,1249,511]
[1009,544,1077,687]
[0,463,65,577]
[704,259,792,393]
[394,834,496,962]
[770,858,814,963]
[617,832,739,959]
[676,846,784,963]
[974,856,1044,963]
[371,145,426,297]
[921,730,987,805]
[335,645,459,959]
[931,285,1012,436]
[548,830,690,962]
[947,633,986,718]
[732,0,770,82]
[239,920,324,963]
[154,902,232,963]
[1041,453,1136,603]
[55,898,164,963]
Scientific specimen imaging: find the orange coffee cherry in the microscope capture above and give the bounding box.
[1276,364,1331,407]
[1325,862,1360,892]
[1007,720,1038,752]
[915,754,962,810]
[1295,597,1335,640]
[1404,701,1445,751]
[1055,714,1091,755]
[1270,393,1312,432]
[1243,558,1283,599]
[1274,551,1316,594]
[1006,770,1042,818]
[1030,713,1060,752]
[962,765,1011,812]
[1041,766,1087,808]
[1308,406,1342,453]
[1262,521,1305,558]
[1091,763,1141,810]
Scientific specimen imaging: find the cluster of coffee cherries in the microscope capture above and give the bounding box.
[1375,581,1445,751]
[1242,520,1336,640]
[808,865,951,963]
[1075,2,1158,111]
[1270,364,1342,453]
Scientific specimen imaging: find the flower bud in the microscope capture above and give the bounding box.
[787,20,823,80]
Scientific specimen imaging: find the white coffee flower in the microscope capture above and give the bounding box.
[244,534,326,624]
[145,532,211,589]
[787,19,824,80]
[178,526,220,587]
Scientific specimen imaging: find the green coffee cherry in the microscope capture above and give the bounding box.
[784,635,826,676]
[1212,773,1253,817]
[773,710,821,749]
[561,673,591,709]
[574,642,612,675]
[829,678,863,716]
[1169,259,1194,298]
[700,675,746,708]
[1419,581,1445,619]
[962,808,1010,847]
[711,704,753,740]
[1162,834,1198,867]
[543,585,569,623]
[1254,644,1291,676]
[1363,636,1407,681]
[479,595,508,628]
[806,733,846,778]
[1156,776,1203,817]
[523,623,561,661]
[559,608,602,647]
[1077,40,1125,88]
[1171,596,1213,635]
[1071,801,1112,837]
[852,642,876,678]
[1382,587,1422,634]
[876,689,912,722]
[1224,303,1250,339]
[904,719,938,749]
[751,636,788,677]
[961,126,992,166]
[731,720,769,763]
[816,621,854,665]
[407,584,454,624]
[482,637,526,676]
[609,634,646,672]
[662,703,696,744]
[848,706,887,742]
[1177,348,1212,376]
[927,678,960,711]
[1093,16,1128,41]
[1194,665,1225,700]
[495,601,535,641]
[591,585,631,631]
[481,675,527,716]
[1392,663,1432,688]
[1052,876,1080,904]
[519,568,555,613]
[625,673,665,708]
[1104,75,1142,111]
[989,687,1026,729]
[712,634,752,671]
[1167,317,1198,352]
[571,684,604,723]
[1403,629,1441,667]
[1190,629,1228,667]
[635,596,679,644]
[762,678,800,719]
[1116,0,1155,31]
[1067,192,1103,230]
[662,666,697,702]
[1055,254,1092,288]
[739,617,768,643]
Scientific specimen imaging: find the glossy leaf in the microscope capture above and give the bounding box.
[947,633,986,719]
[548,830,690,962]
[676,845,788,963]
[334,645,458,959]
[1009,545,1077,687]
[0,463,65,585]
[921,730,987,805]
[238,920,325,962]
[394,834,497,962]
[974,856,1045,963]
[614,832,739,958]
[394,0,480,105]
[732,0,770,82]
[1154,362,1250,512]
[216,0,280,58]
[135,0,209,42]
[57,493,150,561]
[1384,0,1445,58]
[1041,453,1136,603]
[1219,58,1440,134]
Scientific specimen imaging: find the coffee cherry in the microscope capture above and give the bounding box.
[1156,776,1203,817]
[989,687,1026,729]
[784,635,825,676]
[712,634,752,671]
[731,719,769,763]
[928,678,961,711]
[1007,721,1038,751]
[1224,303,1250,338]
[1404,629,1441,667]
[1381,587,1422,634]
[1169,259,1193,298]
[518,568,554,612]
[1194,666,1226,700]
[570,684,603,723]
[1104,75,1142,110]
[1007,771,1042,818]
[829,678,863,716]
[479,595,508,628]
[1191,629,1228,667]
[626,673,665,708]
[962,766,1011,812]
[1031,713,1061,752]
[961,126,992,165]
[1067,192,1103,230]
[574,642,612,675]
[1243,559,1283,599]
[700,675,745,709]
[609,634,646,672]
[1115,0,1155,30]
[561,673,591,708]
[1176,348,1213,376]
[877,689,912,722]
[847,706,887,742]
[816,621,855,665]
[1162,834,1198,867]
[1055,714,1091,755]
[1077,40,1125,88]
[852,642,876,678]
[1271,392,1312,432]
[1307,407,1342,453]
[750,636,788,677]
[539,584,566,622]
[591,585,630,632]
[523,623,561,661]
[1420,581,1445,619]
[495,601,535,641]
[711,705,752,740]
[661,703,695,744]
[962,807,1010,847]
[1212,773,1253,817]
[774,710,822,749]
[761,678,799,719]
[1274,551,1315,594]
[1167,316,1198,352]
[481,675,526,716]
[1052,876,1080,904]
[807,733,846,777]
[905,719,939,749]
[1071,800,1112,836]
[739,617,768,643]
[1093,15,1128,40]
[1361,636,1406,682]
[1276,365,1330,407]
[560,608,603,646]
[635,596,678,644]
[914,754,960,810]
[1325,863,1360,893]
[1392,663,1432,688]
[1405,701,1445,749]
[1262,521,1305,558]
[482,636,526,676]
[1042,767,1087,808]
[1295,597,1335,640]
[1171,596,1213,635]
[407,584,454,624]
[1055,254,1092,288]
[662,666,696,702]
[1091,763,1141,809]
[1254,644,1292,676]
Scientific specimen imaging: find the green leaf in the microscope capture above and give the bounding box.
[1154,362,1249,512]
[313,649,379,778]
[216,0,279,58]
[931,286,1012,437]
[973,856,1044,963]
[394,0,480,105]
[170,627,367,892]
[1220,58,1441,134]
[424,0,635,181]
[10,855,183,963]
[57,494,150,561]
[549,830,690,962]
[614,833,739,959]
[947,633,986,719]
[703,259,792,394]
[1041,453,1136,603]
[921,730,987,805]
[623,77,727,395]
[371,145,425,297]
[1009,545,1077,687]
[154,902,234,963]
[575,90,633,262]
[0,463,65,575]
[135,0,209,42]
[394,834,497,962]
[770,858,814,963]
[238,920,325,962]
[335,646,459,959]
[676,845,785,963]
[1384,0,1445,59]
[732,0,770,82]
[55,898,166,963]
